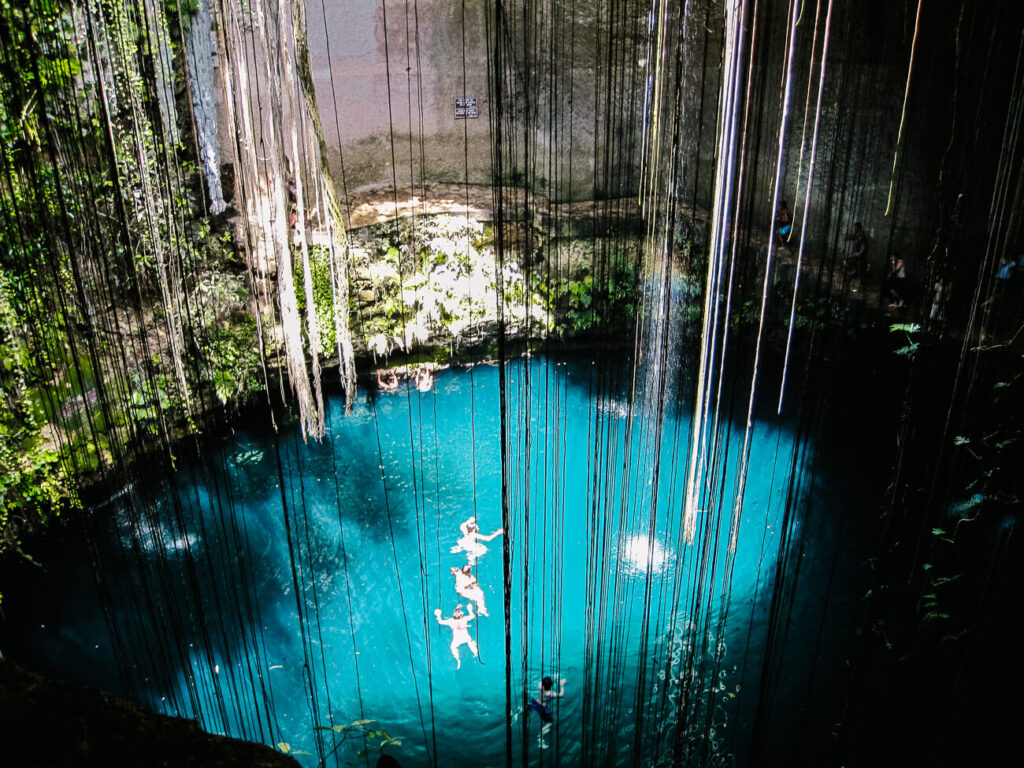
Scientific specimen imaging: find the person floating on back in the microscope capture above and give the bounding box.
[451,516,504,564]
[452,564,488,616]
[434,603,478,669]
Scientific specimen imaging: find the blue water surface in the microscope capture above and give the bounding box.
[8,355,830,767]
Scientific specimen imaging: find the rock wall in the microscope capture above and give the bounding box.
[304,0,653,199]
[0,659,300,767]
[298,0,1007,280]
[305,1,492,192]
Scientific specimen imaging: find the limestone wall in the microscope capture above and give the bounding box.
[305,1,493,192]
[303,0,654,199]
[296,0,999,281]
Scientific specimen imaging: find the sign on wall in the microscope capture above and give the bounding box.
[455,97,479,119]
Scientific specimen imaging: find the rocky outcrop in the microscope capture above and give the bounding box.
[0,659,300,767]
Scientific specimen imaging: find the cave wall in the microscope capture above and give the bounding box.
[298,0,955,264]
[304,0,656,199]
[305,0,494,192]
[229,0,1022,310]
[0,660,300,767]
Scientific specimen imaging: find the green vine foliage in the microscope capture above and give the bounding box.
[0,267,75,547]
[191,269,265,405]
[205,316,264,406]
[293,245,340,358]
[0,0,256,548]
[530,263,639,336]
[163,0,199,22]
[311,718,403,764]
[349,216,643,355]
[0,0,85,545]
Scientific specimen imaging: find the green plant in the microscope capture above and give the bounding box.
[163,0,200,20]
[0,267,76,546]
[293,245,342,358]
[312,718,403,764]
[890,322,921,356]
[205,316,263,405]
[530,261,639,337]
[129,369,172,429]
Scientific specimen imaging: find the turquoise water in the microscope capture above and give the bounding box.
[7,356,821,766]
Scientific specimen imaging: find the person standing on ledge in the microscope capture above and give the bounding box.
[775,200,793,247]
[434,604,478,669]
[845,222,868,287]
[451,516,504,564]
[887,253,907,308]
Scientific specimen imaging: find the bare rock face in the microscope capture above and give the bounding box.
[0,659,300,768]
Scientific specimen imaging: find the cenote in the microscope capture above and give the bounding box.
[4,353,845,766]
[2,1,1023,766]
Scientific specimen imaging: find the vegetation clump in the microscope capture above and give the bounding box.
[347,213,643,361]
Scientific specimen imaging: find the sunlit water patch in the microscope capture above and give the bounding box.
[619,534,671,575]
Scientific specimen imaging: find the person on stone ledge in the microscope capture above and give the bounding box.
[450,516,504,564]
[775,200,793,247]
[887,253,907,308]
[982,255,1018,336]
[929,276,949,331]
[434,603,477,669]
[983,255,1016,310]
[845,222,868,284]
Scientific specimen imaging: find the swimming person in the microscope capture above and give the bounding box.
[376,369,399,392]
[527,697,554,724]
[452,564,488,616]
[528,675,566,725]
[450,516,504,563]
[538,675,566,699]
[434,604,478,669]
[414,366,433,392]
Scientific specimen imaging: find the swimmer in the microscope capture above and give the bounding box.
[450,516,504,564]
[414,366,433,392]
[452,564,488,616]
[434,603,478,669]
[527,697,554,723]
[528,675,565,731]
[538,675,566,699]
[376,369,399,392]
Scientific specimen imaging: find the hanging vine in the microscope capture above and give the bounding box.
[0,0,361,539]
